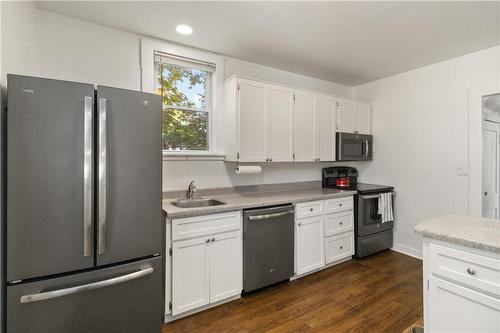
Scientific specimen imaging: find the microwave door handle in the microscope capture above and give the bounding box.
[364,139,370,157]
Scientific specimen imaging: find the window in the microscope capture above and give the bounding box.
[154,52,215,152]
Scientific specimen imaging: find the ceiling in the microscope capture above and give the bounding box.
[36,1,500,86]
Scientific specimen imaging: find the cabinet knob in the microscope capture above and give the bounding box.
[339,246,343,250]
[484,191,488,196]
[206,239,210,243]
[298,222,302,226]
[211,237,215,242]
[339,221,343,225]
[270,158,273,162]
[467,267,476,275]
[339,203,343,207]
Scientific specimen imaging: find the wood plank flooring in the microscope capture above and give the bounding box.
[163,250,423,333]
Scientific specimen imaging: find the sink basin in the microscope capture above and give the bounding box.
[172,198,226,208]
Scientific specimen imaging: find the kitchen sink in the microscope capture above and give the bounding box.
[172,198,226,208]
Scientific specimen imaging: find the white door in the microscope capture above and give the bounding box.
[482,121,500,219]
[209,231,242,303]
[237,79,267,162]
[337,99,355,133]
[296,216,325,275]
[428,276,500,333]
[294,91,316,161]
[267,86,294,162]
[316,95,336,161]
[354,102,371,135]
[172,236,210,315]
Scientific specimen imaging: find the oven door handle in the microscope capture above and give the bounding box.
[360,192,395,200]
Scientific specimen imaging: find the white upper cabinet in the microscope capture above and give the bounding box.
[294,91,316,162]
[337,98,371,135]
[223,77,365,162]
[316,95,336,161]
[237,79,268,162]
[267,86,294,162]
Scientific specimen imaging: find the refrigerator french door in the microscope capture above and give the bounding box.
[5,75,163,333]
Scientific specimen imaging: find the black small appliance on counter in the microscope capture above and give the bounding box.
[322,166,394,258]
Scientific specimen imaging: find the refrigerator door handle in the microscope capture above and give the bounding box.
[19,267,153,304]
[98,97,107,255]
[83,96,93,257]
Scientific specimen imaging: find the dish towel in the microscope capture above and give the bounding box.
[378,192,394,223]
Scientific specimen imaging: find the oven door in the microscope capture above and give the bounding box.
[336,132,372,161]
[356,192,393,237]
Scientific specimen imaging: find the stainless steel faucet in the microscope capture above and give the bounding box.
[186,180,197,200]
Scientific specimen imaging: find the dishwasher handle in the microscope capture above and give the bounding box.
[248,210,295,221]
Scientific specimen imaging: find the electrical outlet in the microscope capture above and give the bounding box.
[455,167,468,176]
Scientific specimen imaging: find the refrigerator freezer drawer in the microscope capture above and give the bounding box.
[7,256,162,333]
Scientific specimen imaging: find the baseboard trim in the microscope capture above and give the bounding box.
[391,243,422,260]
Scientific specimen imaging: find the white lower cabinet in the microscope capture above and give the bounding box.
[172,236,210,315]
[170,212,242,317]
[325,232,354,264]
[296,215,325,275]
[295,196,354,277]
[209,231,242,303]
[428,276,500,333]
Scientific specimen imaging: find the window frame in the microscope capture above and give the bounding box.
[141,38,225,159]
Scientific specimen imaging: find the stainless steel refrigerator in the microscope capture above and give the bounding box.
[3,74,163,333]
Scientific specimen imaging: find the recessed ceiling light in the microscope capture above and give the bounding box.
[176,24,193,35]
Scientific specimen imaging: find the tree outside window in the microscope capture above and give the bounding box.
[155,59,212,151]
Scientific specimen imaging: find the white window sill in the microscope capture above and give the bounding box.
[162,152,226,161]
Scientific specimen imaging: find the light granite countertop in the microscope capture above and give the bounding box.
[163,187,357,219]
[415,215,500,254]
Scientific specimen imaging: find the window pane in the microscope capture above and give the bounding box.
[162,109,208,151]
[157,63,209,110]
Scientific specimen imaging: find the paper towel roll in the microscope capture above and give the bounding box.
[235,165,262,175]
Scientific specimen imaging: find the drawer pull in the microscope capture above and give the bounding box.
[467,267,476,275]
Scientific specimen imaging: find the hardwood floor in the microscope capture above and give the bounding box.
[163,250,423,333]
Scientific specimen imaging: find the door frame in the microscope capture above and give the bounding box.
[468,89,500,217]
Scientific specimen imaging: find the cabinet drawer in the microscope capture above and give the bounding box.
[325,231,354,264]
[324,211,354,236]
[429,243,500,297]
[172,211,241,241]
[296,200,323,219]
[324,196,353,214]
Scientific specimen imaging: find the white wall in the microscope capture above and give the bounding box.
[1,3,354,192]
[352,46,500,258]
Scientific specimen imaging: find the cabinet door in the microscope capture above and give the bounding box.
[237,79,267,162]
[294,91,316,161]
[428,276,500,333]
[337,98,355,133]
[296,216,325,275]
[172,236,210,315]
[210,231,242,303]
[267,86,294,162]
[354,102,371,134]
[316,95,336,161]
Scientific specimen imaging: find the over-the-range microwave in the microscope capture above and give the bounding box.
[336,132,373,161]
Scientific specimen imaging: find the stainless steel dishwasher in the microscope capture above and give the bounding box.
[243,204,295,292]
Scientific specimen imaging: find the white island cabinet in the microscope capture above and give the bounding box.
[416,215,500,333]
